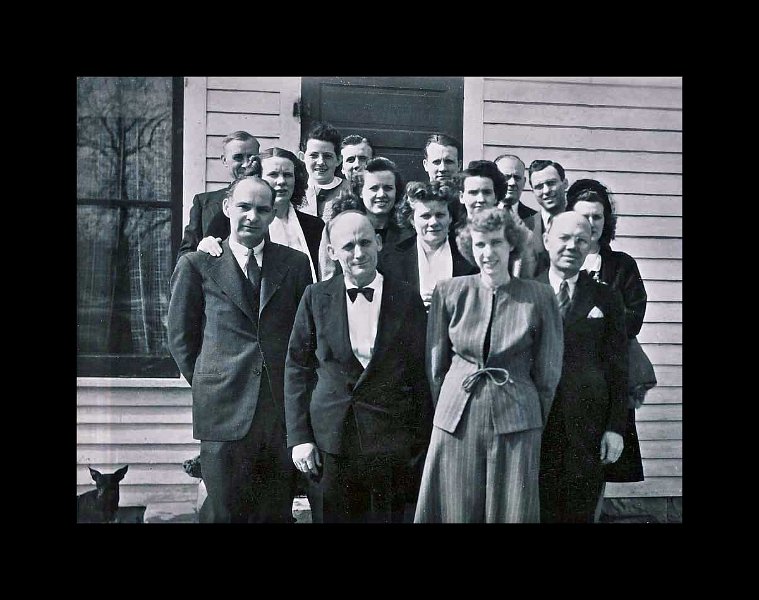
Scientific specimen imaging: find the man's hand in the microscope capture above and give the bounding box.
[292,442,322,476]
[600,431,624,464]
[197,236,223,256]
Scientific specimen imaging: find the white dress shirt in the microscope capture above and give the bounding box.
[581,251,602,277]
[417,238,453,305]
[229,237,265,275]
[344,271,383,369]
[268,203,317,282]
[302,176,343,217]
[548,268,579,300]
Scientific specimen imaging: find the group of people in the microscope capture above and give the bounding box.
[167,120,648,524]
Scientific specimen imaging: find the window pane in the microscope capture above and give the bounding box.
[77,205,173,355]
[77,77,178,376]
[77,77,173,202]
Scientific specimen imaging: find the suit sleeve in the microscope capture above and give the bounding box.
[405,291,434,449]
[167,255,204,384]
[531,283,564,425]
[284,285,318,448]
[176,194,204,260]
[604,287,630,435]
[617,253,647,338]
[425,282,453,407]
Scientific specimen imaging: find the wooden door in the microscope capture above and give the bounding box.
[300,77,464,186]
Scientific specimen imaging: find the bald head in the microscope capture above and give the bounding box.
[326,211,381,287]
[544,211,592,277]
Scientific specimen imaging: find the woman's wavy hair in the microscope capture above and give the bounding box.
[395,180,459,229]
[456,207,530,276]
[566,178,617,248]
[350,156,404,217]
[258,147,308,209]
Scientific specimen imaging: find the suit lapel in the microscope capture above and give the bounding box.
[206,239,258,324]
[260,241,289,314]
[354,278,405,390]
[565,270,596,327]
[322,276,364,372]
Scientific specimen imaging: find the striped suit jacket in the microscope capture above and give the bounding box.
[426,275,564,436]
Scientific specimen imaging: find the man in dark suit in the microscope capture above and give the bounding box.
[176,130,260,260]
[537,211,629,523]
[527,159,570,276]
[284,210,432,523]
[168,176,312,523]
[494,154,538,229]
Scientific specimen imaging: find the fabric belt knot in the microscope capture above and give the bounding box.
[462,367,513,393]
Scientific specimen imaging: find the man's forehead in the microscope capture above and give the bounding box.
[551,213,590,235]
[225,138,259,152]
[330,212,373,238]
[428,143,458,157]
[305,139,337,153]
[342,142,372,155]
[232,179,272,203]
[497,157,524,173]
[531,166,561,181]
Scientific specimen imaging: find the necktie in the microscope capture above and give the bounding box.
[347,287,374,303]
[557,280,570,318]
[247,253,261,292]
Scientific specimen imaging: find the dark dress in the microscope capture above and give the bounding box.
[594,246,647,483]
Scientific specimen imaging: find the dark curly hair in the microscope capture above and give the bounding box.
[395,180,459,229]
[455,160,508,203]
[301,121,342,154]
[566,178,618,248]
[456,207,530,276]
[258,147,308,209]
[349,156,404,221]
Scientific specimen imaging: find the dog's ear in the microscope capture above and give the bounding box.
[114,465,129,481]
[89,466,102,483]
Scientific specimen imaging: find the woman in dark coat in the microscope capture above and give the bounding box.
[566,179,648,505]
[381,180,478,310]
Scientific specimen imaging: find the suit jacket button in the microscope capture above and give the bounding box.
[253,368,260,376]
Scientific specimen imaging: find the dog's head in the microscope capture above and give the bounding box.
[88,465,128,521]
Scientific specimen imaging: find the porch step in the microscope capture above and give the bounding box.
[143,501,198,523]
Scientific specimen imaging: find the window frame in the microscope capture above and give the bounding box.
[76,76,184,378]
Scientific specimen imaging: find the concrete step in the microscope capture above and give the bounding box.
[143,496,312,524]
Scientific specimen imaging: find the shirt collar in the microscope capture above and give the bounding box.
[344,270,382,292]
[229,237,265,263]
[548,267,579,293]
[309,175,342,191]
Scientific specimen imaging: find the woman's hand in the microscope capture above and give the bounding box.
[197,236,223,256]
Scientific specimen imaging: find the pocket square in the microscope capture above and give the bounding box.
[587,306,604,318]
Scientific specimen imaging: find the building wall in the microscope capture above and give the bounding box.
[464,76,682,498]
[78,76,682,507]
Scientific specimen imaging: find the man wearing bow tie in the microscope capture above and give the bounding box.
[536,212,629,523]
[284,210,432,523]
[168,176,313,523]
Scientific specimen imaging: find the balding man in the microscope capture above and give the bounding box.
[168,176,312,523]
[284,210,432,523]
[177,130,260,260]
[537,212,629,523]
[494,154,537,230]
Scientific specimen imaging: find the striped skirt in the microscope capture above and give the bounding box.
[414,390,542,523]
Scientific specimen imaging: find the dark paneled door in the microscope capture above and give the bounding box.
[300,77,464,186]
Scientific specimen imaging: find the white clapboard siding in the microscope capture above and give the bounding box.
[76,380,195,507]
[204,77,300,190]
[475,76,683,499]
[76,484,198,506]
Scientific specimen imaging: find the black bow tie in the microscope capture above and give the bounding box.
[347,287,374,303]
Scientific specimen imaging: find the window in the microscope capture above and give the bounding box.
[77,77,183,377]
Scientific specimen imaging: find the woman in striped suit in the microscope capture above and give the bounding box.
[414,207,564,523]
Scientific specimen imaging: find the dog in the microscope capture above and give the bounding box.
[77,465,129,523]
